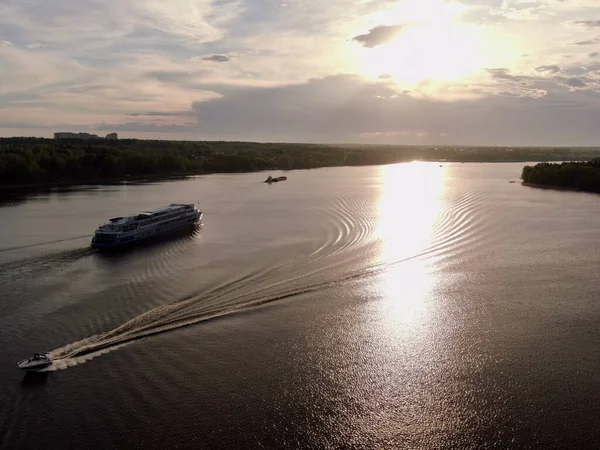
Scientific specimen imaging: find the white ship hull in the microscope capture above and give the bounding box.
[91,204,202,248]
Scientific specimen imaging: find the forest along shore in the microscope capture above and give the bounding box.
[2,137,600,190]
[521,160,600,194]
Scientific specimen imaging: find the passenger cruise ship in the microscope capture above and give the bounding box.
[91,203,202,248]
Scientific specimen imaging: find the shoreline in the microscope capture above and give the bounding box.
[0,160,585,195]
[0,172,208,194]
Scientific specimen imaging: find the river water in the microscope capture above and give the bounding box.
[1,162,599,449]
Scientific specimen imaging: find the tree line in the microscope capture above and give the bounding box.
[2,137,600,186]
[521,160,600,193]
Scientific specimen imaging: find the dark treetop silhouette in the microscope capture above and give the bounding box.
[522,159,600,193]
[2,137,600,187]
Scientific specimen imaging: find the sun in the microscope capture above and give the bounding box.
[356,0,486,87]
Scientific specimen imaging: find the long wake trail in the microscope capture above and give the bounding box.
[44,248,427,370]
[0,235,93,253]
[44,184,486,370]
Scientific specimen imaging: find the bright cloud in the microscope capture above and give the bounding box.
[2,0,600,144]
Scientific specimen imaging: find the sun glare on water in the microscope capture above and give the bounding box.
[374,162,445,322]
[357,0,487,86]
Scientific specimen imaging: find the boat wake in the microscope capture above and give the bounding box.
[0,235,93,254]
[43,341,133,371]
[45,266,376,369]
[42,233,459,371]
[37,168,494,371]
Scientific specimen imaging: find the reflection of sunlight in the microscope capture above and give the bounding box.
[377,162,443,262]
[375,162,444,323]
[378,260,432,322]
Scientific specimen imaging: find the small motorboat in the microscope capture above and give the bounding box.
[17,353,52,371]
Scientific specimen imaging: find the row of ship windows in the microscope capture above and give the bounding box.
[94,223,190,243]
[121,215,193,233]
[103,215,191,232]
[97,216,193,240]
[151,208,192,218]
[136,213,192,227]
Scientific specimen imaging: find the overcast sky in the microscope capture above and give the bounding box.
[2,0,600,145]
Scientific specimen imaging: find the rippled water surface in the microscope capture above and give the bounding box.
[1,163,600,449]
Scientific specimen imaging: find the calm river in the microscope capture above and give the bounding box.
[1,162,599,449]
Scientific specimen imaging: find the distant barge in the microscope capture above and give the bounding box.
[264,176,288,183]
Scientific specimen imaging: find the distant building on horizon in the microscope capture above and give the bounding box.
[54,132,99,140]
[54,132,118,140]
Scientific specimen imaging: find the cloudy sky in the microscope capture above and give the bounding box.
[1,0,600,145]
